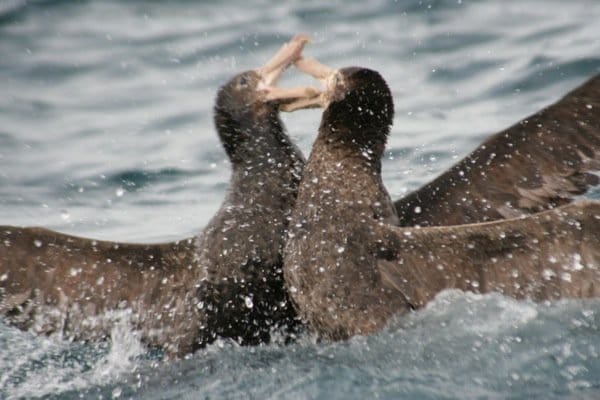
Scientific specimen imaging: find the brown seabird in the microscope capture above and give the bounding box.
[394,74,600,226]
[283,58,600,340]
[0,35,316,357]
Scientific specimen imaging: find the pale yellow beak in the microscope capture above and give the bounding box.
[254,35,338,112]
[254,35,318,105]
[255,34,310,88]
[280,57,338,112]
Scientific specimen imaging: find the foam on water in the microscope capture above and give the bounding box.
[2,292,599,399]
[415,289,540,335]
[1,311,146,399]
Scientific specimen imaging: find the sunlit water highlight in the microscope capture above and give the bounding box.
[1,0,599,398]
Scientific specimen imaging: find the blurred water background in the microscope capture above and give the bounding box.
[1,0,599,398]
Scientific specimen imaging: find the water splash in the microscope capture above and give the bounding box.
[0,310,146,399]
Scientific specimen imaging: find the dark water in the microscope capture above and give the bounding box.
[1,0,600,398]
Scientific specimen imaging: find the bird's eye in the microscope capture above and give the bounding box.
[238,76,249,88]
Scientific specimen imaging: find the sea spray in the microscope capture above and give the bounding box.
[0,309,147,399]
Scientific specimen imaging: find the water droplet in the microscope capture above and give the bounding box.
[96,276,105,285]
[244,296,253,309]
[561,272,572,282]
[414,206,422,214]
[542,269,556,280]
[572,254,584,271]
[0,273,7,281]
[115,187,125,197]
[33,239,42,248]
[548,256,557,264]
[112,387,122,399]
[337,246,345,254]
[582,309,594,318]
[586,104,593,109]
[60,210,70,221]
[318,266,325,273]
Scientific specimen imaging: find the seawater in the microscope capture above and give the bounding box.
[1,0,599,398]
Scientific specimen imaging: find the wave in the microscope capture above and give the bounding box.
[3,291,599,399]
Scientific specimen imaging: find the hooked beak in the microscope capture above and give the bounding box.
[280,57,339,112]
[255,35,324,109]
[256,34,309,88]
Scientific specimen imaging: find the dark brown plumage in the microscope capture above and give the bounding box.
[0,36,311,357]
[284,63,600,341]
[394,75,600,226]
[0,229,200,354]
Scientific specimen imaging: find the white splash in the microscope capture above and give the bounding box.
[422,290,538,335]
[2,310,145,399]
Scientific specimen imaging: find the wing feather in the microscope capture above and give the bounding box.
[395,75,600,226]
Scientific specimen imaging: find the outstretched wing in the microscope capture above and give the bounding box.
[394,74,600,227]
[0,226,196,337]
[379,201,600,309]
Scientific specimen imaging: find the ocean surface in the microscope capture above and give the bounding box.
[1,0,599,398]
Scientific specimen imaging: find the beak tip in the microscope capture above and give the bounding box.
[292,33,311,45]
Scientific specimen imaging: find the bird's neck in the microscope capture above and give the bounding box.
[296,133,397,227]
